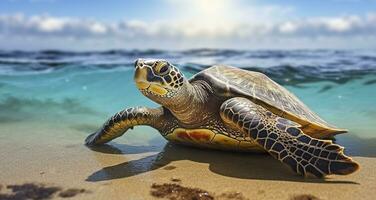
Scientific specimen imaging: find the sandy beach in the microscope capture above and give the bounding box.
[0,122,375,200]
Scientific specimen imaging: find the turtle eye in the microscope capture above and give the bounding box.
[159,64,169,75]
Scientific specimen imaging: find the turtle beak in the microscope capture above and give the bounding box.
[134,59,150,89]
[134,66,150,90]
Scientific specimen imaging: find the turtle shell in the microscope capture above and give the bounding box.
[190,65,346,138]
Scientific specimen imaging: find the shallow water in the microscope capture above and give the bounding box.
[0,49,375,157]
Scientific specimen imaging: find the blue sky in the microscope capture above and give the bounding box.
[1,0,376,50]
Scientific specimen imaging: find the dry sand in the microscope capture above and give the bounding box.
[0,122,375,200]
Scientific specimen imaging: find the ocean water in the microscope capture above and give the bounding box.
[0,49,375,157]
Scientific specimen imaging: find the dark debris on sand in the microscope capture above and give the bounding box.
[0,183,61,200]
[151,183,214,200]
[58,188,87,198]
[170,178,182,183]
[151,183,250,200]
[291,194,321,200]
[163,166,177,170]
[0,183,88,200]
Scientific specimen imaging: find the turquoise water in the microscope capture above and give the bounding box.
[0,49,375,157]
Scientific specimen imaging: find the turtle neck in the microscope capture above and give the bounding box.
[167,79,218,127]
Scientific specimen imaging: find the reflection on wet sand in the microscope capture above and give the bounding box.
[86,143,358,184]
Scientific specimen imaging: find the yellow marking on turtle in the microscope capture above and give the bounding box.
[112,123,121,131]
[165,128,215,146]
[100,130,111,140]
[211,134,247,151]
[149,84,168,95]
[165,128,264,152]
[136,81,150,90]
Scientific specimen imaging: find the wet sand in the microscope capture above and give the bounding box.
[0,122,375,200]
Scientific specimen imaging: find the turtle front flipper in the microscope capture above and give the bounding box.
[85,107,165,146]
[220,97,359,177]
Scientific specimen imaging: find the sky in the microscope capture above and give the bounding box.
[0,0,376,50]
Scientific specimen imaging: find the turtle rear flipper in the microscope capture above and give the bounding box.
[220,97,359,177]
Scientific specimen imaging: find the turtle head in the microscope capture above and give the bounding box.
[134,58,187,104]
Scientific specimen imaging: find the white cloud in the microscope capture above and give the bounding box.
[89,22,107,34]
[32,16,65,32]
[0,11,375,50]
[279,22,298,34]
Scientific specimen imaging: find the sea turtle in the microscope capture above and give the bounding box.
[85,59,359,177]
